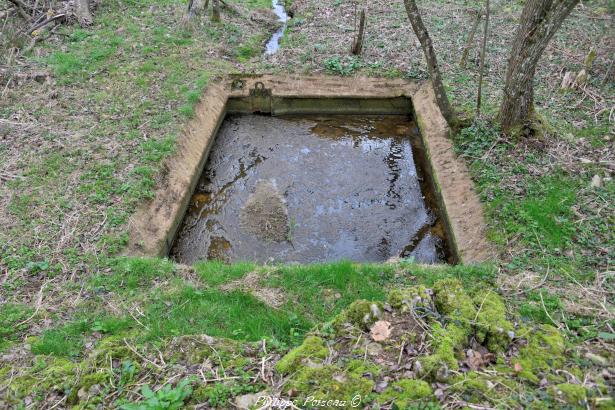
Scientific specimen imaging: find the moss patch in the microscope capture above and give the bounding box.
[344,300,384,330]
[433,278,477,327]
[473,290,514,352]
[387,285,433,312]
[275,336,328,374]
[551,383,588,406]
[283,362,375,405]
[514,325,566,383]
[419,322,468,378]
[379,379,434,408]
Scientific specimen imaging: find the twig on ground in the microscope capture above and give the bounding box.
[15,279,51,327]
[124,339,164,370]
[539,291,560,328]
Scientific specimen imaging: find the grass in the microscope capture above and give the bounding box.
[91,257,176,292]
[0,304,33,351]
[194,260,256,287]
[454,119,613,341]
[22,259,497,360]
[144,287,306,343]
[30,321,91,357]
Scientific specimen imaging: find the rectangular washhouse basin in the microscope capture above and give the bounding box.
[128,76,495,265]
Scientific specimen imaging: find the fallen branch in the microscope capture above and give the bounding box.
[28,13,66,34]
[6,0,30,20]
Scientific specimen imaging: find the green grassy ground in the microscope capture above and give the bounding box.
[0,0,613,407]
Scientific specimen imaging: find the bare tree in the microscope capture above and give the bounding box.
[476,0,489,116]
[403,0,455,126]
[351,8,366,55]
[459,10,481,68]
[184,0,237,24]
[498,0,579,132]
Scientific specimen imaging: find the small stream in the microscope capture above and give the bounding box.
[264,0,288,55]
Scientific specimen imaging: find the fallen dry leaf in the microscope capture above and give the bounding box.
[464,349,495,370]
[370,320,392,341]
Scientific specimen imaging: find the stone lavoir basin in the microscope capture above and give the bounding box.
[129,76,494,265]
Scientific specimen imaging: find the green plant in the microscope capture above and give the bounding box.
[119,360,137,388]
[323,56,363,76]
[120,379,193,410]
[455,121,502,161]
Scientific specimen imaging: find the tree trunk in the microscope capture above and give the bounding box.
[403,0,455,126]
[476,0,489,116]
[351,9,366,55]
[211,0,220,22]
[498,0,578,131]
[74,0,93,26]
[460,11,481,68]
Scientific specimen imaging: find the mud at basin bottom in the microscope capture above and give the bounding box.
[170,114,449,264]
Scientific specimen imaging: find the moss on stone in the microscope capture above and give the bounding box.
[80,371,111,389]
[551,383,587,405]
[452,371,489,393]
[514,325,565,384]
[67,372,110,406]
[379,379,433,408]
[41,357,79,389]
[285,363,374,404]
[419,322,468,379]
[168,335,242,365]
[0,366,10,380]
[473,291,514,352]
[433,279,476,327]
[345,359,381,378]
[89,335,137,366]
[388,285,431,312]
[191,381,264,407]
[449,371,515,403]
[594,397,615,409]
[275,336,328,374]
[5,375,37,399]
[345,300,383,330]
